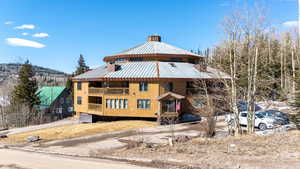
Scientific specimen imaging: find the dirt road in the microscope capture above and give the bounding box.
[0,149,156,169]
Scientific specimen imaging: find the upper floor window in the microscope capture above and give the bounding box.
[137,99,150,109]
[77,96,82,105]
[186,81,194,88]
[129,57,143,61]
[115,58,126,62]
[169,58,183,62]
[164,82,173,92]
[139,82,148,91]
[77,82,82,90]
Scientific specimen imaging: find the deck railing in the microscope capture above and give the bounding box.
[89,88,129,95]
[88,103,102,111]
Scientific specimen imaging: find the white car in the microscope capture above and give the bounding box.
[239,111,277,130]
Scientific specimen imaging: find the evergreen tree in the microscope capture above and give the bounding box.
[75,54,89,75]
[12,60,40,111]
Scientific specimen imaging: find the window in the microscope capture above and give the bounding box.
[77,82,82,90]
[88,96,102,104]
[137,99,150,109]
[120,99,124,109]
[115,58,126,62]
[139,82,148,91]
[68,107,73,112]
[124,99,128,108]
[89,81,102,88]
[106,99,111,108]
[129,57,143,61]
[60,98,64,104]
[111,99,115,108]
[241,113,247,117]
[77,96,82,105]
[186,81,194,88]
[162,100,176,112]
[115,99,120,109]
[106,99,128,109]
[164,82,173,92]
[169,58,182,62]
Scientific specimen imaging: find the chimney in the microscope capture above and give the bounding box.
[107,63,120,72]
[147,35,161,42]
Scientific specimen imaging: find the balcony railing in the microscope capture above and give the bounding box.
[89,88,129,95]
[88,103,102,111]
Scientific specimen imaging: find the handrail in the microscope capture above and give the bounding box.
[88,103,102,111]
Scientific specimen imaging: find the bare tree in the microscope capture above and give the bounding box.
[187,79,229,137]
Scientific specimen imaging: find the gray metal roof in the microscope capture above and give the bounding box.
[159,62,211,78]
[112,41,201,57]
[73,62,230,80]
[73,65,108,79]
[105,62,157,78]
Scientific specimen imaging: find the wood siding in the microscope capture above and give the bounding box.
[74,81,166,118]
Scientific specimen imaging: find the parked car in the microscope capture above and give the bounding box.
[238,111,280,130]
[237,101,262,112]
[179,113,201,123]
[260,110,289,125]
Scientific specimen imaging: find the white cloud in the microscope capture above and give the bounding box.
[282,21,298,27]
[5,38,45,48]
[4,21,14,25]
[32,33,49,38]
[14,24,35,29]
[22,32,29,36]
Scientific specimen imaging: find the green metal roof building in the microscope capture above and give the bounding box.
[37,86,66,110]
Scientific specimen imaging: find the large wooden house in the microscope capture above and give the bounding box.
[73,35,229,122]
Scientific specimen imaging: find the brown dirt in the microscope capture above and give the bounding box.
[112,130,300,169]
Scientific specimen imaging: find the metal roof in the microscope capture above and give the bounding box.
[73,65,108,79]
[37,86,65,109]
[105,62,157,78]
[73,62,230,80]
[157,92,185,100]
[111,41,201,57]
[159,62,211,78]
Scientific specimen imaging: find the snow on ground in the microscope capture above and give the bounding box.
[0,96,10,107]
[256,101,298,112]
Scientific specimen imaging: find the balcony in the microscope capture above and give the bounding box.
[89,88,129,95]
[88,103,102,111]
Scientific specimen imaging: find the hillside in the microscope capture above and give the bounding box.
[0,63,69,89]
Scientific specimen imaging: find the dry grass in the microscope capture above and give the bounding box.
[114,130,300,169]
[0,120,157,144]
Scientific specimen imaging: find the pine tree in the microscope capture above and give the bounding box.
[75,54,89,75]
[12,60,40,111]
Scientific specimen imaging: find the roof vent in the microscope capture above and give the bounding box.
[169,63,176,67]
[147,35,161,42]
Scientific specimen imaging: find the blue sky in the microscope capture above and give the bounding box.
[0,0,298,73]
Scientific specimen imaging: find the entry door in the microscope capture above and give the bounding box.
[163,99,176,112]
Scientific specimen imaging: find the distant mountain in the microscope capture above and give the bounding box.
[0,63,69,87]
